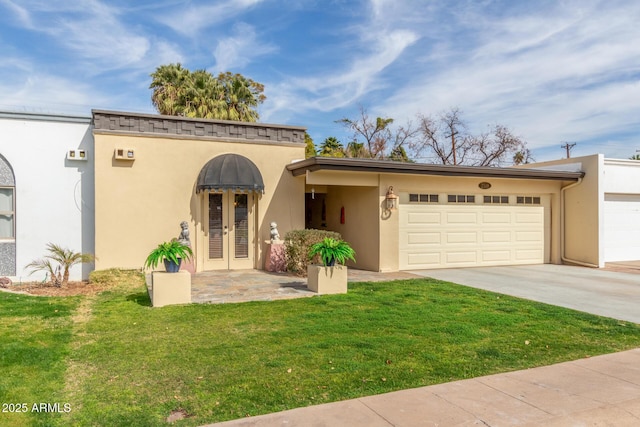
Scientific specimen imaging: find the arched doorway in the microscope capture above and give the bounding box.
[0,154,15,276]
[196,154,264,270]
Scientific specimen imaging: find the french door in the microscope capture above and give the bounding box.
[204,192,254,270]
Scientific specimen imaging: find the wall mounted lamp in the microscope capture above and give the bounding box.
[385,186,399,211]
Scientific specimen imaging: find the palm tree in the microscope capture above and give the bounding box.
[149,66,265,122]
[305,132,316,158]
[319,137,345,157]
[218,72,265,122]
[149,63,190,116]
[185,70,225,119]
[389,145,411,162]
[26,243,95,287]
[345,141,367,158]
[25,258,61,286]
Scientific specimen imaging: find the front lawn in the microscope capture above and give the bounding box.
[3,273,640,426]
[0,292,80,427]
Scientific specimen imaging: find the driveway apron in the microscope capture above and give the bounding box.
[410,264,640,323]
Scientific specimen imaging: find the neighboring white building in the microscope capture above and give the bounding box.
[521,154,640,267]
[0,111,94,281]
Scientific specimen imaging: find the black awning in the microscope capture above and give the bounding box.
[196,154,265,193]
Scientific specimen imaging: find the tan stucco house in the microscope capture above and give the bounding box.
[4,109,637,283]
[92,110,306,272]
[91,109,605,274]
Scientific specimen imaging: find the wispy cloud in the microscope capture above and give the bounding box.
[157,0,263,37]
[1,0,184,73]
[0,0,32,27]
[0,71,109,115]
[374,0,640,156]
[263,0,419,121]
[0,0,638,159]
[212,22,278,72]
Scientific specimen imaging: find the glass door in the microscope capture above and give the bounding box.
[205,192,254,270]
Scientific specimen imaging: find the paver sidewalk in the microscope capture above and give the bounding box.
[205,348,640,426]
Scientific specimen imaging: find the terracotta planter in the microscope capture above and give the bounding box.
[307,264,347,295]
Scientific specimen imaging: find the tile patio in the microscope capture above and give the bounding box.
[189,269,420,304]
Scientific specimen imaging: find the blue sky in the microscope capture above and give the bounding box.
[1,0,639,161]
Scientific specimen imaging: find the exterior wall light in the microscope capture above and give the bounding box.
[385,186,399,211]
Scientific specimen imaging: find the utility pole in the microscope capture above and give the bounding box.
[451,130,458,165]
[561,142,576,158]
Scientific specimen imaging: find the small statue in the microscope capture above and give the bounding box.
[178,221,191,247]
[270,221,281,243]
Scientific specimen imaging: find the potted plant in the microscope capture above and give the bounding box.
[144,240,193,307]
[307,238,356,295]
[144,240,193,272]
[309,237,356,266]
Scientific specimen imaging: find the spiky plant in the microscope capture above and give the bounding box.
[144,240,193,271]
[308,238,356,266]
[26,243,95,286]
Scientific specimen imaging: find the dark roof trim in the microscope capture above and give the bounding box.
[92,109,306,131]
[92,109,306,146]
[287,157,585,181]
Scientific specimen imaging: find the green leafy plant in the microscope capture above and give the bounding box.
[144,240,193,270]
[308,237,356,266]
[26,243,95,287]
[284,229,342,275]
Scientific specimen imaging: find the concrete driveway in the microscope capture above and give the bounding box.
[409,264,640,323]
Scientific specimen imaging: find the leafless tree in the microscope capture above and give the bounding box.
[336,106,395,159]
[410,107,529,167]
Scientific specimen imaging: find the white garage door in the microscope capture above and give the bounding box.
[399,204,545,270]
[604,194,640,262]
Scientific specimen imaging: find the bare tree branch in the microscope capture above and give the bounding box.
[411,108,528,166]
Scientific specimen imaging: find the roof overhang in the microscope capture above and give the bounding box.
[287,157,585,181]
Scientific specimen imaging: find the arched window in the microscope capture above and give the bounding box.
[0,154,15,275]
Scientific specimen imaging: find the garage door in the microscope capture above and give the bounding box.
[399,203,545,270]
[604,194,640,262]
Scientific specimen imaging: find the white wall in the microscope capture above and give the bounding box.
[0,112,94,281]
[522,155,640,265]
[603,159,640,194]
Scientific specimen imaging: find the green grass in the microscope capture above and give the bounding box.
[3,274,640,426]
[0,292,80,427]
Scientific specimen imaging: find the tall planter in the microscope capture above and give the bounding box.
[150,271,191,307]
[306,238,355,295]
[307,264,348,295]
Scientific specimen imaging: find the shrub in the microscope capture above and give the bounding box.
[284,229,341,276]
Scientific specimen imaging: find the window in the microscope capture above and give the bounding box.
[448,194,475,203]
[0,188,14,239]
[516,196,541,205]
[483,195,510,204]
[409,193,439,203]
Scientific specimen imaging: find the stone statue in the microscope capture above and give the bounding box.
[270,221,281,243]
[178,221,191,247]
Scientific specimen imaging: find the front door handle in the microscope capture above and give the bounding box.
[224,225,228,235]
